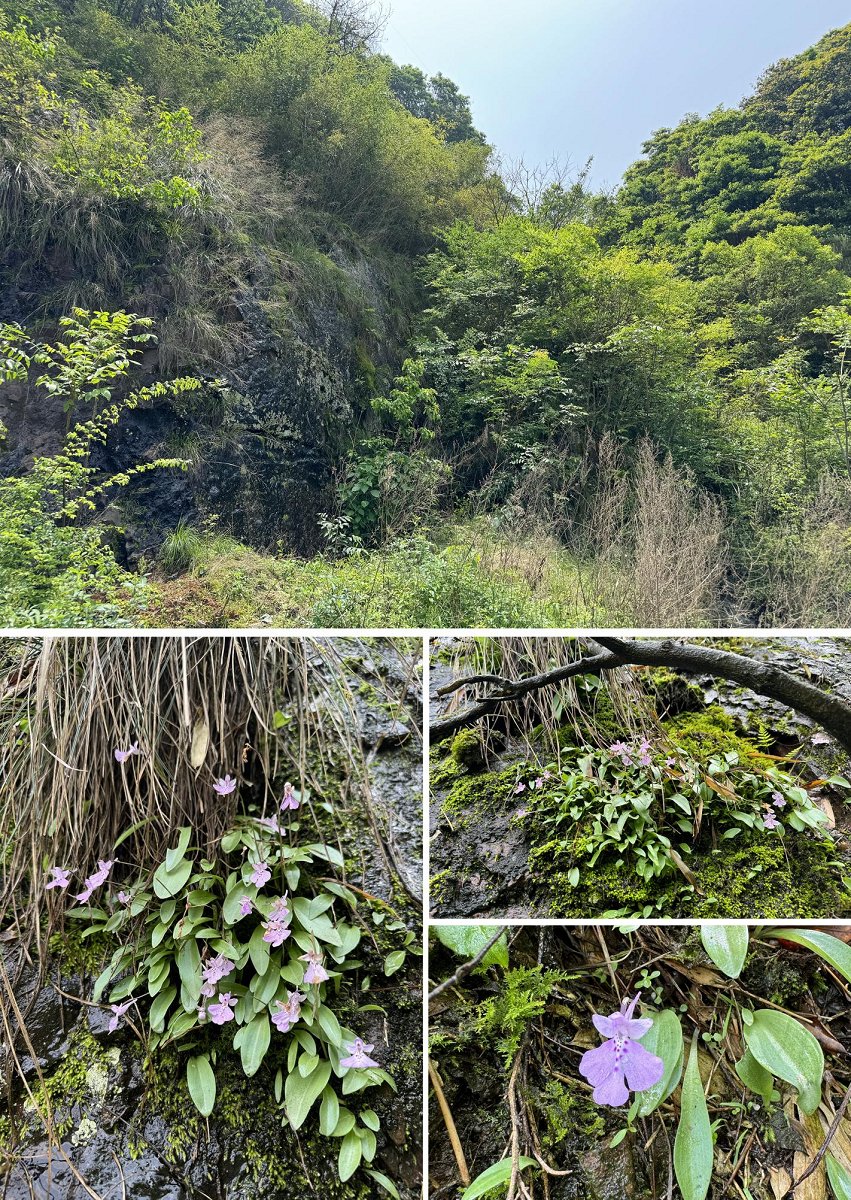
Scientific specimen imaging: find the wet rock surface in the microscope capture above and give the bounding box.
[0,246,399,562]
[429,636,851,919]
[313,636,423,902]
[2,640,423,1200]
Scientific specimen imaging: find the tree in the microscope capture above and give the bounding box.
[388,63,485,144]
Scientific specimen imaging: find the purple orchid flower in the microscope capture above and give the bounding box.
[213,775,237,796]
[579,993,663,1107]
[75,859,113,903]
[250,861,271,888]
[108,1000,132,1033]
[514,781,526,794]
[300,948,329,985]
[763,809,780,830]
[114,742,140,764]
[271,990,306,1033]
[279,782,300,812]
[117,890,132,906]
[340,1038,379,1070]
[208,992,237,1025]
[45,867,71,891]
[263,920,291,947]
[258,816,283,834]
[262,895,291,945]
[201,953,234,996]
[238,896,253,917]
[609,741,633,766]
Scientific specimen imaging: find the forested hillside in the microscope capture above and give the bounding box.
[2,4,851,626]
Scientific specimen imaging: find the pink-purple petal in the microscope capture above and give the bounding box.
[592,1071,630,1107]
[622,1041,664,1091]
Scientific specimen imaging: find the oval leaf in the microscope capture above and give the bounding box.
[743,1009,824,1115]
[827,1153,851,1200]
[153,856,192,899]
[735,1049,776,1107]
[701,925,749,979]
[239,1012,271,1077]
[674,1037,713,1200]
[764,928,851,989]
[286,1059,332,1130]
[338,1129,363,1183]
[187,1054,216,1117]
[190,718,210,769]
[433,925,508,969]
[635,1010,684,1117]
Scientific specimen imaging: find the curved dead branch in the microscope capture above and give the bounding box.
[429,637,851,754]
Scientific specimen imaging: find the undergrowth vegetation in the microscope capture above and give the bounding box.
[428,924,851,1200]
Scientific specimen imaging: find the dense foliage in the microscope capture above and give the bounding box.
[3,3,851,624]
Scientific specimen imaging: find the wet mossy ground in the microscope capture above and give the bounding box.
[530,831,849,918]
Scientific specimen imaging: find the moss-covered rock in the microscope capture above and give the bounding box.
[663,705,774,770]
[450,728,486,771]
[531,831,850,919]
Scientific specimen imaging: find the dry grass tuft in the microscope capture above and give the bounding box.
[439,635,652,765]
[0,635,417,948]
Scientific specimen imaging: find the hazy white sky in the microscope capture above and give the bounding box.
[380,1,851,188]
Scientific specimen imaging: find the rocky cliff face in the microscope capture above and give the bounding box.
[0,225,407,560]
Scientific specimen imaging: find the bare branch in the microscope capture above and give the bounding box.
[430,638,851,754]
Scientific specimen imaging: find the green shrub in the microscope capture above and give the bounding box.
[0,311,199,626]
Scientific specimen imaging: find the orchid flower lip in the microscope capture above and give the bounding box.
[579,991,664,1107]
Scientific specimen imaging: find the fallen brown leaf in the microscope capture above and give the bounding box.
[769,1165,792,1199]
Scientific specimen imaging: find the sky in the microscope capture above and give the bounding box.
[380,0,851,189]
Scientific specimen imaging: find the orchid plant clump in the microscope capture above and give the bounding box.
[516,735,844,898]
[45,757,417,1194]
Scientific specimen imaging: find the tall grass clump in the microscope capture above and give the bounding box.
[0,635,418,947]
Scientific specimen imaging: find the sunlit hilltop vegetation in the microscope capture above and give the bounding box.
[3,3,851,625]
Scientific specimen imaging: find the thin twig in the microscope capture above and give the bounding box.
[428,1058,470,1187]
[792,1080,851,1192]
[428,926,508,1000]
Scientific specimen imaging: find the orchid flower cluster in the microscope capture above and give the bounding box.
[44,750,406,1182]
[517,734,834,906]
